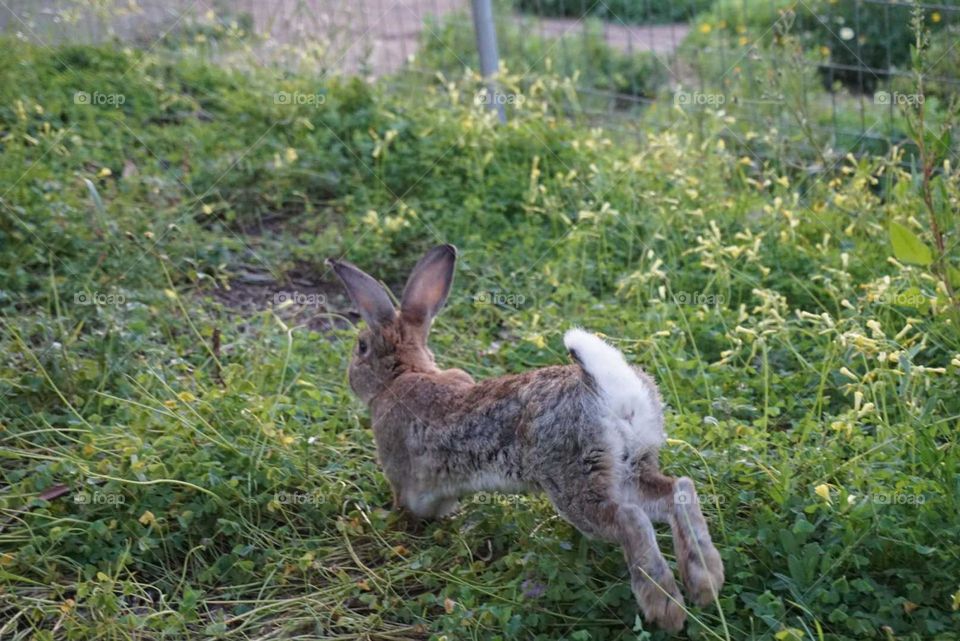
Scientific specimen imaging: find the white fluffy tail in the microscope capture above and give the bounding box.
[564,328,663,448]
[564,328,642,409]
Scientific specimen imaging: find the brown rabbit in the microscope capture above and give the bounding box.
[328,244,723,632]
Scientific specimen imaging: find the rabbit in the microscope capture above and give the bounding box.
[327,244,723,632]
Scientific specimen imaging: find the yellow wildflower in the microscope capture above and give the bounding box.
[814,484,832,504]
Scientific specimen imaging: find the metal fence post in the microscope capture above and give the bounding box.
[471,0,506,123]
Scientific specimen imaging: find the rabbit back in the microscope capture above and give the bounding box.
[371,336,665,507]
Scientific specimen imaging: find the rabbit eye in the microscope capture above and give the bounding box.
[357,337,369,355]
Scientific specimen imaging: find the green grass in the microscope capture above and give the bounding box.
[413,11,667,105]
[1,39,959,641]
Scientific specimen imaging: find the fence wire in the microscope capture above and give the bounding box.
[3,0,958,164]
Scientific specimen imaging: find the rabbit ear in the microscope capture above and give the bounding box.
[327,258,396,328]
[400,244,457,335]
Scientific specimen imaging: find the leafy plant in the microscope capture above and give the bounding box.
[414,11,667,102]
[881,6,960,326]
[689,0,959,91]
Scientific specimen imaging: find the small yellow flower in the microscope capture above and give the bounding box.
[201,203,214,215]
[814,484,832,504]
[699,22,712,34]
[820,46,831,58]
[830,419,852,437]
[138,510,156,525]
[739,36,749,46]
[97,167,112,178]
[932,11,941,23]
[384,215,406,232]
[284,147,298,163]
[775,629,805,641]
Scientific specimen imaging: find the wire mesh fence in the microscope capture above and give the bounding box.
[3,0,958,165]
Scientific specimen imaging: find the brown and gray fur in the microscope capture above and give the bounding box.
[328,244,723,632]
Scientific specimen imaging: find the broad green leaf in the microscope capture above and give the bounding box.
[889,221,933,266]
[949,266,960,289]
